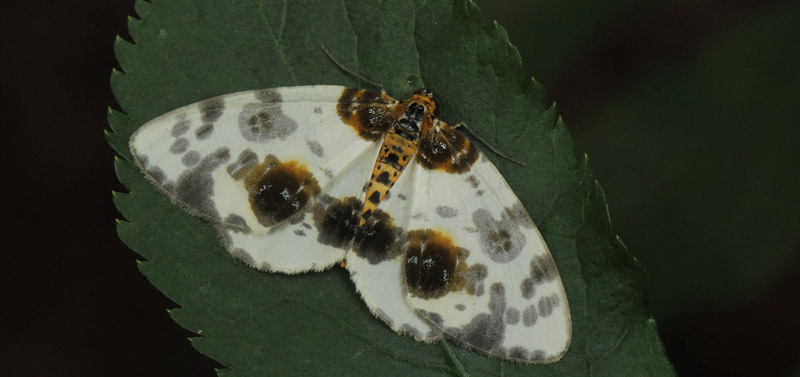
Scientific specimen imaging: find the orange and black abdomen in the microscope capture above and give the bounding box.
[360,132,417,224]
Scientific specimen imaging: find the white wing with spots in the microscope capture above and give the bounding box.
[344,161,444,342]
[130,85,379,273]
[401,152,571,364]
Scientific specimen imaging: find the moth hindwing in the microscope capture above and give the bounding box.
[129,85,571,363]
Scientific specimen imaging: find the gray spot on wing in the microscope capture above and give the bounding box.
[465,264,488,296]
[397,193,407,201]
[171,119,190,137]
[293,229,306,236]
[229,247,256,267]
[226,149,258,178]
[182,150,200,167]
[224,214,249,231]
[399,324,422,339]
[455,304,466,311]
[521,278,535,299]
[255,88,281,103]
[170,138,189,154]
[195,124,214,140]
[505,308,520,325]
[466,175,479,188]
[472,209,525,263]
[444,282,507,352]
[531,255,558,284]
[200,97,225,123]
[505,203,534,228]
[530,350,547,361]
[435,205,458,218]
[522,305,538,327]
[147,166,167,185]
[174,147,230,221]
[538,295,558,317]
[314,106,322,114]
[239,102,297,141]
[508,347,528,360]
[306,139,324,158]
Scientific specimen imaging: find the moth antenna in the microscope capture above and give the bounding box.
[455,122,527,166]
[321,45,387,93]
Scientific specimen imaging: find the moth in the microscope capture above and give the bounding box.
[130,84,571,363]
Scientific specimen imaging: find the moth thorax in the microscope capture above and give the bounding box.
[397,103,425,134]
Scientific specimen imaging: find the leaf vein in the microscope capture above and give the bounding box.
[249,0,298,85]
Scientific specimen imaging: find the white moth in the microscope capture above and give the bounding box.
[130,85,571,363]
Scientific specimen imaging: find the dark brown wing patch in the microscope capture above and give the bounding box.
[403,229,472,300]
[312,195,402,263]
[234,154,320,227]
[337,88,398,141]
[417,121,478,174]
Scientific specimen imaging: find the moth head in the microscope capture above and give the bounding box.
[410,89,439,117]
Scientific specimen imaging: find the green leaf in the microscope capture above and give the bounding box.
[110,0,675,375]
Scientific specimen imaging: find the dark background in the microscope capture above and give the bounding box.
[3,0,798,376]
